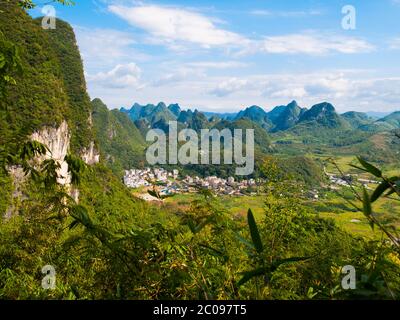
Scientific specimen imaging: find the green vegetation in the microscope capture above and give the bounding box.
[43,18,94,153]
[0,2,399,301]
[0,2,68,148]
[91,98,146,177]
[0,2,93,153]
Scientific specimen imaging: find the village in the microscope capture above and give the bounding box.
[123,166,381,202]
[123,167,260,198]
[324,166,380,190]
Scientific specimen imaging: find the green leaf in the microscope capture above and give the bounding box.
[148,189,161,199]
[68,220,80,230]
[247,209,263,254]
[234,233,255,251]
[70,205,93,228]
[362,187,372,220]
[271,256,312,271]
[237,267,268,286]
[187,219,196,234]
[370,181,390,203]
[357,157,382,178]
[237,256,311,286]
[349,164,368,172]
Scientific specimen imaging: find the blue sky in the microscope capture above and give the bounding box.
[31,0,400,112]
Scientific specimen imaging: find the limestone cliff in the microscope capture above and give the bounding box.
[31,120,72,186]
[81,141,100,165]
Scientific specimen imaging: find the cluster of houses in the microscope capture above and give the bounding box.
[182,175,259,195]
[123,168,179,189]
[123,167,261,196]
[124,166,382,200]
[326,171,379,190]
[328,174,351,187]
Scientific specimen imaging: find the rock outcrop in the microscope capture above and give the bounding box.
[81,141,100,165]
[31,120,72,186]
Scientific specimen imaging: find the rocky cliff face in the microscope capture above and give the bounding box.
[30,121,99,183]
[5,166,26,219]
[81,141,100,165]
[6,121,75,218]
[31,120,72,186]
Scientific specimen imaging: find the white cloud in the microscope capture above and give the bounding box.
[75,27,134,62]
[270,87,307,99]
[149,61,248,87]
[77,4,388,111]
[389,37,400,49]
[185,61,249,69]
[74,26,149,75]
[106,5,372,56]
[200,70,400,112]
[87,63,142,89]
[153,68,205,87]
[88,70,400,112]
[250,9,322,17]
[252,33,374,55]
[210,78,250,97]
[108,5,246,48]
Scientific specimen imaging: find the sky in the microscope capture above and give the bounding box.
[31,0,400,113]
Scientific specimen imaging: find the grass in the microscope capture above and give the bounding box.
[161,153,400,241]
[163,186,399,241]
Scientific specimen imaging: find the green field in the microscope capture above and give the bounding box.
[164,187,399,240]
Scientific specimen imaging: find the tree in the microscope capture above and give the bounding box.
[0,31,21,99]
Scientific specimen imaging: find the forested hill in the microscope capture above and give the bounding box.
[0,2,144,217]
[0,2,93,154]
[91,98,147,177]
[43,18,95,152]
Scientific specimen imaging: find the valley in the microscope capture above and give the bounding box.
[1,1,400,301]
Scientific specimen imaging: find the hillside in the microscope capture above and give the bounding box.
[297,102,350,129]
[375,111,400,129]
[42,18,94,152]
[0,3,70,155]
[122,102,177,126]
[235,105,272,130]
[0,3,146,220]
[341,111,374,129]
[269,100,306,131]
[0,4,95,155]
[92,99,147,177]
[117,99,400,167]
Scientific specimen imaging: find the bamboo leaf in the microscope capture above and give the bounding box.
[237,267,268,286]
[370,181,390,203]
[357,157,382,178]
[271,256,312,271]
[247,209,263,254]
[362,187,372,221]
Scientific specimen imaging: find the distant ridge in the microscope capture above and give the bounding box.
[120,101,400,135]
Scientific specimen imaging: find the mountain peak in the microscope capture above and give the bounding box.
[248,105,266,112]
[287,100,299,109]
[235,105,271,130]
[156,102,167,109]
[314,102,335,112]
[269,101,304,131]
[298,102,349,129]
[168,103,181,117]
